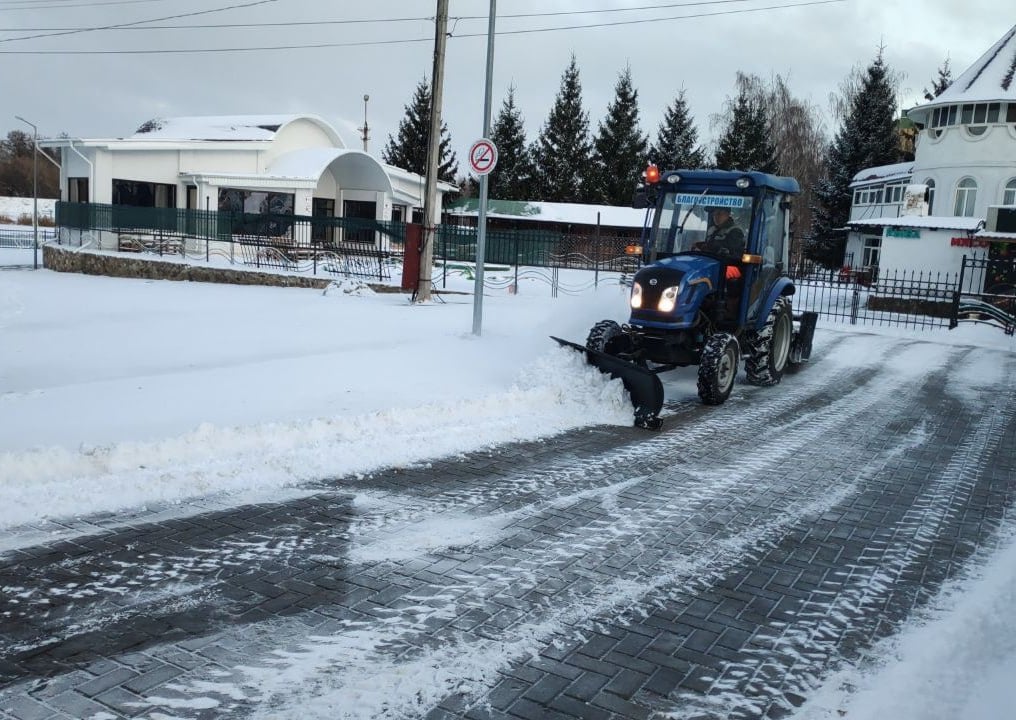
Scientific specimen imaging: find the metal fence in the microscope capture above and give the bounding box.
[951,255,1016,334]
[0,227,57,248]
[36,203,1016,333]
[52,202,643,283]
[791,268,959,330]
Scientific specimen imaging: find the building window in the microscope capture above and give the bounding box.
[862,237,881,268]
[113,179,176,208]
[68,177,89,203]
[343,200,377,244]
[853,187,886,205]
[932,103,1001,129]
[1008,103,1016,123]
[1004,179,1016,206]
[925,179,936,214]
[887,184,905,203]
[391,204,407,223]
[953,177,978,217]
[218,188,295,237]
[312,197,335,243]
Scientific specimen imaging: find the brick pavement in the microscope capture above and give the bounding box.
[0,337,1014,719]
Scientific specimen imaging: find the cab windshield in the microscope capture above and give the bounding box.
[649,191,755,257]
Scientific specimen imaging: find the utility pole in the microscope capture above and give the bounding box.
[15,115,38,270]
[359,94,370,153]
[415,0,448,303]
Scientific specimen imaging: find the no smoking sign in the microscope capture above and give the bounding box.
[468,138,498,176]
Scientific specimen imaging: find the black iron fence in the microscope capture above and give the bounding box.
[42,203,1016,333]
[791,268,958,330]
[951,255,1016,335]
[53,202,643,282]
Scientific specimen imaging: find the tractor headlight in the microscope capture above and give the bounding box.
[630,282,643,309]
[657,285,679,313]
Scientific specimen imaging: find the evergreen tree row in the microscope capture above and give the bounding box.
[382,49,911,274]
[382,56,712,207]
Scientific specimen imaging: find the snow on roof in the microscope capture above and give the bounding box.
[267,148,361,178]
[445,199,648,228]
[848,215,984,231]
[975,229,1016,241]
[128,114,306,141]
[908,24,1016,122]
[850,162,914,187]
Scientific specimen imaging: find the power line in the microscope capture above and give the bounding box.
[0,0,277,43]
[0,0,849,53]
[0,0,170,9]
[0,0,772,30]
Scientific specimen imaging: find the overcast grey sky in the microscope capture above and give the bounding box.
[0,0,1008,175]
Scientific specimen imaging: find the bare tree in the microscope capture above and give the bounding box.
[712,74,828,265]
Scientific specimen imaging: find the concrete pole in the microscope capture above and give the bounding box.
[361,94,370,153]
[415,0,449,303]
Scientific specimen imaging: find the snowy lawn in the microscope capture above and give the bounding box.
[1,267,1016,719]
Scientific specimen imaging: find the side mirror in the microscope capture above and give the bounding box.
[632,186,650,209]
[780,199,793,211]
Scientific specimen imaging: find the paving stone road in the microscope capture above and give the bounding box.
[1,332,1014,719]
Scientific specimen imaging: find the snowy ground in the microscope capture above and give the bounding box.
[0,196,56,222]
[1,267,1015,718]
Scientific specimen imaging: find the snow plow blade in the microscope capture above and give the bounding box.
[790,311,818,363]
[551,336,665,429]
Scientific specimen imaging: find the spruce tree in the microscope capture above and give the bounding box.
[382,77,459,183]
[923,58,953,101]
[713,74,778,174]
[531,55,592,203]
[589,66,648,206]
[488,85,533,201]
[650,90,705,171]
[809,51,901,268]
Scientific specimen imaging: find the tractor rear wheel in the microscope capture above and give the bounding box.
[585,320,633,357]
[698,332,739,405]
[745,296,792,386]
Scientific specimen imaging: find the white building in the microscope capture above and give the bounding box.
[41,113,453,230]
[843,24,1016,278]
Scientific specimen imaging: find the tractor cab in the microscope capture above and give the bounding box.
[633,167,799,331]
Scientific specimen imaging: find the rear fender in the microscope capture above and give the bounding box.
[752,278,795,331]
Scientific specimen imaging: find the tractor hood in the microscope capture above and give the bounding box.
[629,254,721,329]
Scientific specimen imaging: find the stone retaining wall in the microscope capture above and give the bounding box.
[43,245,334,290]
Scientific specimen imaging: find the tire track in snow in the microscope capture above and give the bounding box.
[112,343,961,718]
[0,335,972,717]
[655,351,1016,719]
[0,336,937,678]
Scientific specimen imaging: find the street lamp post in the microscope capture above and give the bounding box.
[14,115,39,270]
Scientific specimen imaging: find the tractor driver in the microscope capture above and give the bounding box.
[698,206,745,259]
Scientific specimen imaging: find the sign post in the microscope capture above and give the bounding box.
[469,133,498,336]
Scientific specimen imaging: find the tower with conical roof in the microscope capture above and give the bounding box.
[907,24,1016,218]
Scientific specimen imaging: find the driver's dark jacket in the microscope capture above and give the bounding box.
[703,219,745,258]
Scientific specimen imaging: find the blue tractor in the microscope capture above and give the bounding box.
[554,167,817,428]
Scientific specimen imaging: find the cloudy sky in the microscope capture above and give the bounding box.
[0,0,1008,174]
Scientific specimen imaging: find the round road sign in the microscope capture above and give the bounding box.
[468,138,498,176]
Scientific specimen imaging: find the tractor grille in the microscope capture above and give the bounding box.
[633,266,685,310]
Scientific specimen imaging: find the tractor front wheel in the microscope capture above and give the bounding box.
[585,320,633,357]
[698,332,739,405]
[745,296,793,386]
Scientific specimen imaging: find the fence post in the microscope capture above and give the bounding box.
[514,233,520,294]
[552,266,559,298]
[850,282,860,325]
[951,255,967,329]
